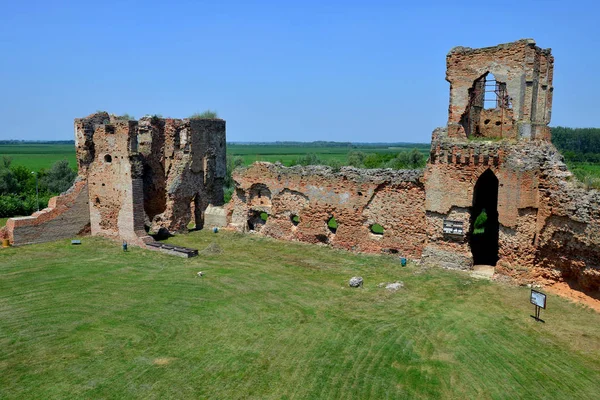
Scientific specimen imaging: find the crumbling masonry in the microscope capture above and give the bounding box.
[2,113,226,247]
[228,39,600,292]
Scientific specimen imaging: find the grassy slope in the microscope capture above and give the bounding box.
[1,231,599,399]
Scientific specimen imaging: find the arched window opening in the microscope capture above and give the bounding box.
[327,216,338,234]
[104,154,112,163]
[291,214,300,226]
[469,169,499,266]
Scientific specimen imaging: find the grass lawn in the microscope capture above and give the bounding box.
[1,231,599,399]
[0,217,8,228]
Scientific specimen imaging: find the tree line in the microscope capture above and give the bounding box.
[0,157,76,218]
[551,126,600,162]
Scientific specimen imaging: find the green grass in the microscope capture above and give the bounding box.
[567,161,600,189]
[0,217,8,228]
[1,231,599,399]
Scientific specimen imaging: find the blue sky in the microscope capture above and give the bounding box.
[0,0,598,143]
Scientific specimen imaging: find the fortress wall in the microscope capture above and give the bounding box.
[228,162,427,258]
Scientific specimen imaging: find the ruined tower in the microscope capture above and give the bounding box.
[446,39,554,141]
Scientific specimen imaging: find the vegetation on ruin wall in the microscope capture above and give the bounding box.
[1,231,599,398]
[0,157,76,218]
[551,127,600,189]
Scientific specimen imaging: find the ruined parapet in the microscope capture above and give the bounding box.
[446,39,553,141]
[228,162,427,257]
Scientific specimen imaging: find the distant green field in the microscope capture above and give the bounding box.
[0,144,76,171]
[227,144,430,166]
[0,143,430,171]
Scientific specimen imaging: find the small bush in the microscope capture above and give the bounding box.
[190,110,218,119]
[115,113,135,121]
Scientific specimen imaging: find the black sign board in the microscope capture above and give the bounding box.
[443,220,464,235]
[530,289,546,323]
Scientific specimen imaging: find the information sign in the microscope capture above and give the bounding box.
[530,289,546,323]
[443,220,464,235]
[530,289,546,309]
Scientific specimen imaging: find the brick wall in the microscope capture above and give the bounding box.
[228,163,427,258]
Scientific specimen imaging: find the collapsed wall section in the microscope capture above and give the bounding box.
[228,163,427,258]
[0,179,90,245]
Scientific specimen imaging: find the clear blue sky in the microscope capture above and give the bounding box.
[1,0,598,143]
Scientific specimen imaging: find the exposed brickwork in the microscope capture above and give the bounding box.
[228,163,426,258]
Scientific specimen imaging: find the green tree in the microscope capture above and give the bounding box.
[42,160,76,194]
[347,151,366,168]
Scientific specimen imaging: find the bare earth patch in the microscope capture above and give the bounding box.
[546,281,600,312]
[153,357,175,366]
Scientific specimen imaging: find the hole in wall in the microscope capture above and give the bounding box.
[291,214,300,226]
[495,121,501,126]
[104,154,112,163]
[316,234,329,244]
[260,212,269,222]
[327,216,338,234]
[358,191,363,196]
[95,197,100,204]
[484,119,491,125]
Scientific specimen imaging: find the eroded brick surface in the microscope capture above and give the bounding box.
[228,163,427,258]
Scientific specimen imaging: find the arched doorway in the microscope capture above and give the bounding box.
[469,169,499,265]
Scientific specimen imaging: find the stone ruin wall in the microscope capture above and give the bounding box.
[228,163,427,258]
[2,112,226,246]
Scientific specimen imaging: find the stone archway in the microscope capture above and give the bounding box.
[469,168,499,266]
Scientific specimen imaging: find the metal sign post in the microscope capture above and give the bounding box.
[530,289,546,323]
